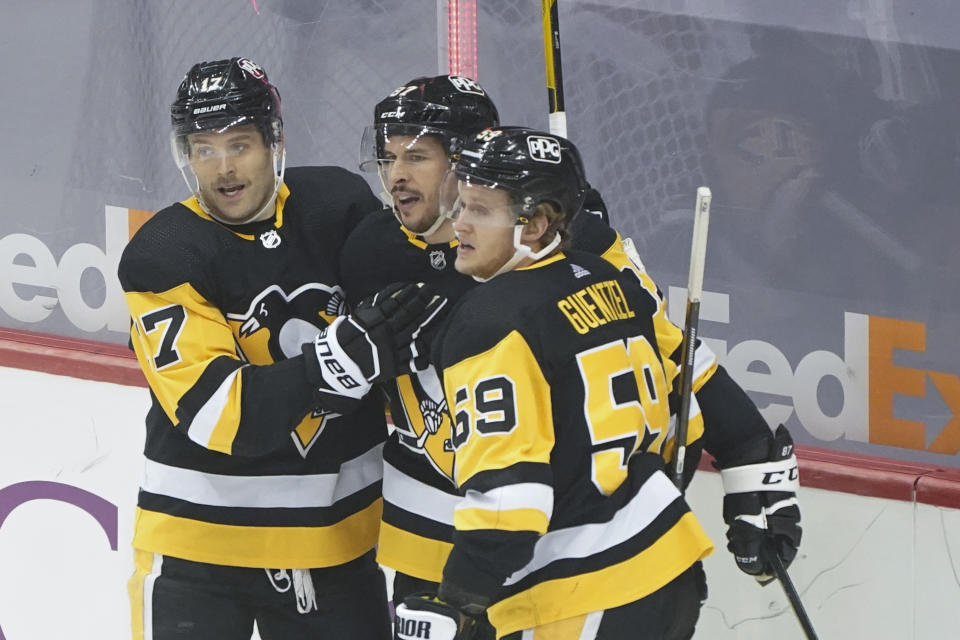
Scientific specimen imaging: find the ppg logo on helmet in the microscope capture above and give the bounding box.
[527,136,562,164]
[448,75,485,95]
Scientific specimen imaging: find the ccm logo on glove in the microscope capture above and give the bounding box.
[762,463,799,486]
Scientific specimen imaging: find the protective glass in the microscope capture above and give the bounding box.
[442,170,525,228]
[358,124,454,172]
[361,125,458,219]
[169,126,285,224]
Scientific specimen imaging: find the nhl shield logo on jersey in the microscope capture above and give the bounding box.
[260,229,281,248]
[429,249,447,270]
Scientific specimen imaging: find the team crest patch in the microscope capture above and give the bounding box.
[429,249,447,270]
[260,229,281,248]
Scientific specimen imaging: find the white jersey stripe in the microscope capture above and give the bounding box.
[141,442,384,508]
[692,341,717,381]
[504,471,680,586]
[579,610,603,639]
[457,483,554,520]
[187,367,241,447]
[143,553,162,640]
[382,461,459,525]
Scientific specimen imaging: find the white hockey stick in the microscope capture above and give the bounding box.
[671,186,711,490]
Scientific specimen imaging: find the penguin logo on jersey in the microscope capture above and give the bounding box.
[429,249,447,270]
[395,368,455,480]
[225,282,346,458]
[260,229,282,248]
[291,406,340,458]
[226,283,345,363]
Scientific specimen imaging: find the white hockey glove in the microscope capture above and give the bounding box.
[304,283,447,410]
[720,424,802,584]
[395,595,475,640]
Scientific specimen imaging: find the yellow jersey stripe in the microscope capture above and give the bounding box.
[488,512,713,636]
[190,367,243,453]
[132,499,382,569]
[376,521,452,583]
[454,506,550,534]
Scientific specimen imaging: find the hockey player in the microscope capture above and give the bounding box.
[394,128,803,639]
[119,57,443,639]
[341,76,628,625]
[344,75,500,613]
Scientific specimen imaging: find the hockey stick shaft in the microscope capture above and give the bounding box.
[541,0,567,136]
[671,187,711,490]
[766,540,819,640]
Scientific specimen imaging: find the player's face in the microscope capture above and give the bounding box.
[452,183,518,279]
[381,135,451,234]
[707,108,825,215]
[187,124,278,223]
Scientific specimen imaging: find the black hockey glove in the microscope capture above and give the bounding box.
[720,424,802,584]
[304,282,447,406]
[581,183,610,224]
[353,281,448,374]
[395,594,476,640]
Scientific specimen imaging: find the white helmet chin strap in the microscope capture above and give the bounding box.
[388,202,449,237]
[188,145,287,226]
[472,226,562,283]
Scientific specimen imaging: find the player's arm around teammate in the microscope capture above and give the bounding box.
[119,58,442,640]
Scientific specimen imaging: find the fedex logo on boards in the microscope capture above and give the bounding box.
[669,287,960,455]
[0,206,150,334]
[0,206,957,456]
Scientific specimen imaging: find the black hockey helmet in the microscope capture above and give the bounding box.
[454,126,587,224]
[171,57,282,149]
[360,74,499,170]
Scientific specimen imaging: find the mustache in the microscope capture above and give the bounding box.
[213,179,245,188]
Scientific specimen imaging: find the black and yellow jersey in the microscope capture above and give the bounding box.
[118,166,386,569]
[337,210,718,584]
[433,250,713,637]
[340,209,471,582]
